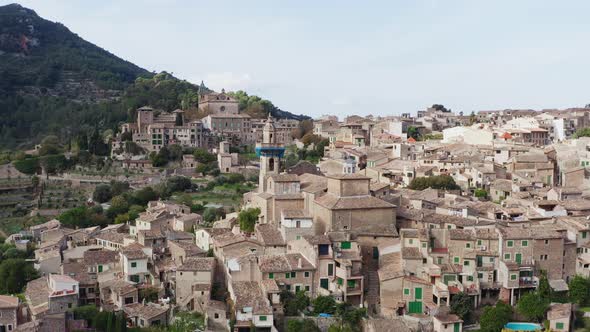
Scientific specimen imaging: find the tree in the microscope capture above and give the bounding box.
[168,144,184,161]
[281,290,310,316]
[573,127,590,138]
[474,188,488,199]
[93,184,113,203]
[107,195,129,219]
[193,148,216,164]
[479,301,512,332]
[238,208,261,233]
[131,186,158,206]
[0,259,39,294]
[313,295,336,315]
[569,275,590,305]
[538,271,551,301]
[408,175,460,191]
[287,319,321,332]
[110,180,130,196]
[516,292,548,322]
[38,135,61,156]
[450,292,474,323]
[407,126,420,140]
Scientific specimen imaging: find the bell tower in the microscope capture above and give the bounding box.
[256,115,284,192]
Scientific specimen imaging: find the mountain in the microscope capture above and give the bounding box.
[0,3,308,148]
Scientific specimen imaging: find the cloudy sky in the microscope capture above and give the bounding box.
[4,0,590,118]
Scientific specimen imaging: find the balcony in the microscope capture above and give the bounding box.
[519,276,538,288]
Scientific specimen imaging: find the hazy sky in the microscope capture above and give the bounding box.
[4,1,590,117]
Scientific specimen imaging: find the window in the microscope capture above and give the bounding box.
[328,264,334,276]
[437,257,443,264]
[320,278,329,289]
[521,240,528,247]
[507,240,513,247]
[465,243,471,249]
[268,273,274,279]
[453,257,460,264]
[214,313,219,319]
[510,274,517,280]
[285,273,290,279]
[409,239,414,245]
[583,232,588,239]
[463,261,470,266]
[467,276,473,281]
[304,272,310,278]
[477,240,482,246]
[338,278,343,285]
[259,316,267,321]
[291,272,296,278]
[347,280,356,288]
[131,262,137,268]
[421,242,427,248]
[341,241,352,249]
[556,322,564,330]
[478,273,483,278]
[404,288,410,295]
[504,253,511,260]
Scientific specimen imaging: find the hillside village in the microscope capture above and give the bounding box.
[2,95,590,332]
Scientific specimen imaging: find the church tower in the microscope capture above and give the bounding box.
[256,115,285,192]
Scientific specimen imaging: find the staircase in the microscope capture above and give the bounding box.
[364,255,380,316]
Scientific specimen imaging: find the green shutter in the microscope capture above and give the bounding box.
[556,322,564,330]
[98,265,103,273]
[328,264,334,276]
[415,287,422,300]
[268,273,274,279]
[337,278,343,285]
[341,241,351,249]
[285,273,290,279]
[347,280,356,288]
[515,253,522,264]
[454,322,460,332]
[260,315,267,321]
[320,279,329,289]
[408,301,422,314]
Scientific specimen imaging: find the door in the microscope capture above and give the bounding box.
[515,253,522,264]
[415,287,422,300]
[454,323,461,332]
[408,301,422,314]
[372,247,379,259]
[476,256,483,267]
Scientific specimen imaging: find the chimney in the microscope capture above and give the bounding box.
[298,257,302,269]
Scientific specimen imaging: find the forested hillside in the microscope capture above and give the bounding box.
[0,3,308,149]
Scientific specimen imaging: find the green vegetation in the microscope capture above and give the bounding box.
[479,301,513,332]
[238,207,261,233]
[516,291,549,322]
[573,127,590,138]
[474,188,488,199]
[284,135,329,167]
[0,241,38,294]
[450,292,474,324]
[287,319,321,332]
[329,303,367,332]
[227,90,310,121]
[408,175,460,191]
[281,290,310,316]
[569,275,590,305]
[312,295,337,315]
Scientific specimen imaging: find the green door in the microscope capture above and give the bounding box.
[415,287,422,300]
[98,265,103,273]
[320,278,329,289]
[408,301,422,314]
[454,322,460,332]
[476,256,483,267]
[372,247,379,259]
[515,253,522,264]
